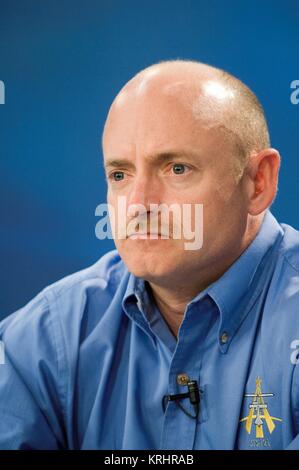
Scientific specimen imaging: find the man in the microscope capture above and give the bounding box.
[0,59,299,450]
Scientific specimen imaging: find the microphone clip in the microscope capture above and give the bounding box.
[162,380,200,420]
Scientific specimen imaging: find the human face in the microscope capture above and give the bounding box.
[102,77,249,287]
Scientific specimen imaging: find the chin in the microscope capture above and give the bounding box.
[120,249,183,281]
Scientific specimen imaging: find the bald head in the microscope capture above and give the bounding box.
[102,59,270,181]
[102,59,280,291]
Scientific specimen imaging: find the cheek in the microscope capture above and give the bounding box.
[193,188,241,240]
[198,174,244,214]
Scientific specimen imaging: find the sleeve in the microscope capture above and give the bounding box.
[0,292,68,449]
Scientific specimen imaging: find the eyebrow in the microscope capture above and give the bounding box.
[103,151,200,171]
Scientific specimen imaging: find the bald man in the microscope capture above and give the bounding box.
[0,60,299,450]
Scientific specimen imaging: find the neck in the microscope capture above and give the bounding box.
[147,283,196,338]
[148,215,264,338]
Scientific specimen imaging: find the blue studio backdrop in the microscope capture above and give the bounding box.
[0,0,298,319]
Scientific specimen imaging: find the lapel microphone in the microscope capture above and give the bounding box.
[162,380,200,419]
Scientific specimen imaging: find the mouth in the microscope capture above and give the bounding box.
[127,231,170,239]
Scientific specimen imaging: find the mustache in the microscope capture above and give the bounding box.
[105,200,204,249]
[109,203,186,239]
[124,217,173,238]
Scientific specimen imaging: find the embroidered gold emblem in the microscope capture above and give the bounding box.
[240,377,282,438]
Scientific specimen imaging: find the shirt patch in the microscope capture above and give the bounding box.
[240,377,282,441]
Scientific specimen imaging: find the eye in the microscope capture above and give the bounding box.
[110,171,125,181]
[172,163,188,175]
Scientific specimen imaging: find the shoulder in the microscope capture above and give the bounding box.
[0,249,129,343]
[270,222,299,305]
[279,222,299,274]
[263,222,299,332]
[0,249,130,411]
[43,248,126,300]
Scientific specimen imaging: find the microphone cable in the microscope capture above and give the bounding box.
[162,380,200,419]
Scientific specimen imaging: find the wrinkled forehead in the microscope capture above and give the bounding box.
[102,71,238,162]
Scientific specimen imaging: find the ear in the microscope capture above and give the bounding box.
[245,148,281,216]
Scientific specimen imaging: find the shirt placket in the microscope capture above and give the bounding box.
[159,297,218,450]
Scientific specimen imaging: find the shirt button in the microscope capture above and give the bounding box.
[176,373,190,386]
[220,331,229,344]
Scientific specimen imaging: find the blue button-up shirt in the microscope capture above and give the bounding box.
[1,209,299,450]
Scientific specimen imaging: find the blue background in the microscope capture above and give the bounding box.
[0,0,298,319]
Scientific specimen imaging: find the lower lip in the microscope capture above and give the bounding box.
[128,233,165,239]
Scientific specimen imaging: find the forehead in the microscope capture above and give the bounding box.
[102,76,235,165]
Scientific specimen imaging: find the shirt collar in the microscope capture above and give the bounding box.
[122,210,284,350]
[195,209,284,351]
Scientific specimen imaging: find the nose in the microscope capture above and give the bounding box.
[126,170,162,212]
